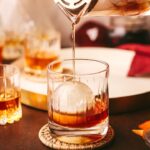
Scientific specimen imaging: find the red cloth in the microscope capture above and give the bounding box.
[76,21,112,47]
[118,44,150,77]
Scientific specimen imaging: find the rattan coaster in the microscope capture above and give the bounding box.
[39,124,114,150]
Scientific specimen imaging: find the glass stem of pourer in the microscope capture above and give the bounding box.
[72,22,76,78]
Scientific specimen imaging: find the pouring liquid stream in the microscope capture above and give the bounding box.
[72,23,76,78]
[55,0,93,78]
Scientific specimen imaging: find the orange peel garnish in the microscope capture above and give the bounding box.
[139,120,150,130]
[132,129,144,137]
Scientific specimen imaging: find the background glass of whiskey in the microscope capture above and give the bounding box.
[24,30,61,78]
[47,59,109,144]
[0,64,22,125]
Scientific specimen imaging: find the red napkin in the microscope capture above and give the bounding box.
[118,44,150,77]
[76,21,112,47]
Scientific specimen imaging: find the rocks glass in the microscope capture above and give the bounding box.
[47,59,109,144]
[24,30,60,78]
[0,64,22,125]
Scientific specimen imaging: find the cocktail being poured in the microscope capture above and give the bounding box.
[54,0,94,74]
[47,4,110,141]
[48,59,109,144]
[54,0,150,73]
[47,0,150,144]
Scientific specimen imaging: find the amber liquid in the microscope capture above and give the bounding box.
[25,51,59,70]
[49,100,108,128]
[88,0,150,16]
[114,1,150,15]
[0,91,22,124]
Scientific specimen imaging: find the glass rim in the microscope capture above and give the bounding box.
[47,58,109,76]
[0,64,20,78]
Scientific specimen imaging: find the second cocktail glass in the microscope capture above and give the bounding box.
[24,30,60,78]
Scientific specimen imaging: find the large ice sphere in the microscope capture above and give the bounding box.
[53,81,94,114]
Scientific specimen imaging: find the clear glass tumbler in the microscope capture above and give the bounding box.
[24,30,61,78]
[0,64,22,125]
[47,59,109,144]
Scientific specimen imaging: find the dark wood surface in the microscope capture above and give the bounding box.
[0,105,150,150]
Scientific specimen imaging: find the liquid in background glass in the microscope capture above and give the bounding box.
[0,65,22,125]
[24,30,61,77]
[88,0,150,16]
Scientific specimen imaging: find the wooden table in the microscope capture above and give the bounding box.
[0,105,150,150]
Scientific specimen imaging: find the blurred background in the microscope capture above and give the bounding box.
[0,0,150,65]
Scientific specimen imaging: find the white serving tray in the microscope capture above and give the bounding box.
[20,47,150,99]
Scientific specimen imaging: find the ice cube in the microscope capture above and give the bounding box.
[53,81,94,114]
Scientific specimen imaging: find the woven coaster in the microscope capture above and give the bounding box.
[39,124,114,150]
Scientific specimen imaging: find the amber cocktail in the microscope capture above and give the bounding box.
[0,65,22,125]
[24,31,60,77]
[47,59,109,144]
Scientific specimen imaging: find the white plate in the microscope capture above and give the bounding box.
[20,47,150,98]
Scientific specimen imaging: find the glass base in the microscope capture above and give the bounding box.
[56,132,108,144]
[0,105,22,125]
[48,118,109,144]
